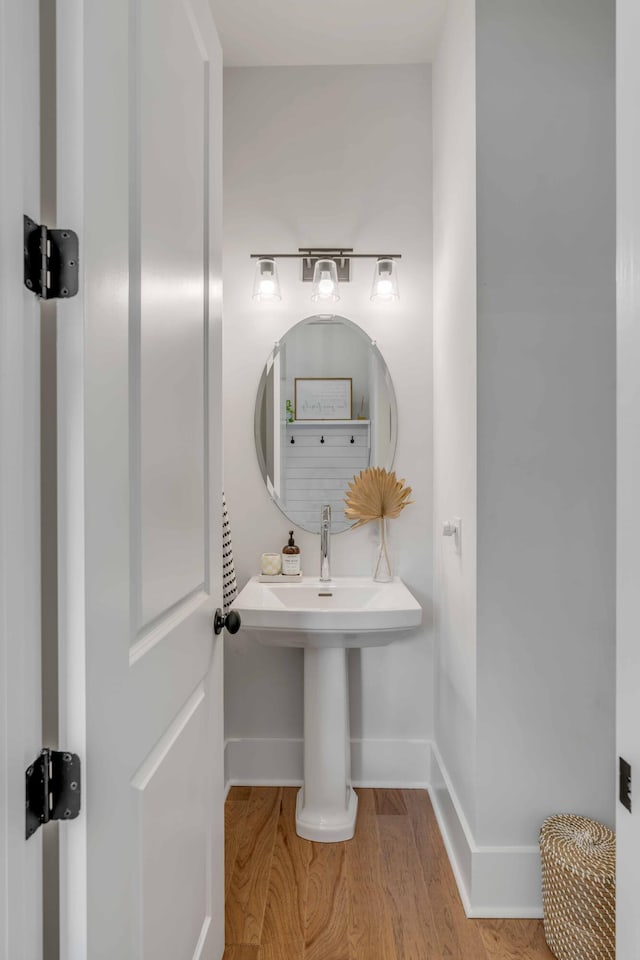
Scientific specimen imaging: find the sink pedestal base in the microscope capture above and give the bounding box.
[295,645,358,842]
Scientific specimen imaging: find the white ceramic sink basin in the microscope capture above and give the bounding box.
[231,576,422,647]
[268,584,378,610]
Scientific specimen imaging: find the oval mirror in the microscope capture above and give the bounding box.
[254,315,397,533]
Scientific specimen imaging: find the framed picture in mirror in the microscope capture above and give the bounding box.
[294,377,352,420]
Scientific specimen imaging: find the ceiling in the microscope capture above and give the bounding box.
[208,0,447,66]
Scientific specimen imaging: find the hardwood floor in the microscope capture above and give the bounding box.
[224,787,554,960]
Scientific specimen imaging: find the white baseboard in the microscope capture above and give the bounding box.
[429,744,543,917]
[224,736,431,789]
[223,736,543,917]
[351,738,431,787]
[224,737,304,786]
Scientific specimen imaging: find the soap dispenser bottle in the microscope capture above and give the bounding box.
[282,530,301,576]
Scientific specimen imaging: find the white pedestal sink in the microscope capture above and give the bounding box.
[231,576,422,842]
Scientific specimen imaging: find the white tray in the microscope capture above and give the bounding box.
[257,572,303,582]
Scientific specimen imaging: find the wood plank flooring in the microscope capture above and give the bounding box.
[224,787,554,960]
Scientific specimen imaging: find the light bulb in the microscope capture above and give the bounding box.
[318,272,335,297]
[370,258,399,302]
[252,257,281,302]
[311,259,340,302]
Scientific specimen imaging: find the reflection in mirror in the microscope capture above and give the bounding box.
[255,315,397,534]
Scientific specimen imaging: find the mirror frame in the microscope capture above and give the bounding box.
[254,314,398,533]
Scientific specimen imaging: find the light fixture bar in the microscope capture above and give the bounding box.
[249,252,402,259]
[250,249,401,285]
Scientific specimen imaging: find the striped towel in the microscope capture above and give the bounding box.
[222,494,237,613]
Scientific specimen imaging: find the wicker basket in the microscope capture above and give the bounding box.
[540,815,615,960]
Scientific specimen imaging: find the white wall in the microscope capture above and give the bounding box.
[475,0,616,847]
[223,65,434,784]
[616,0,640,953]
[432,0,478,837]
[433,0,615,915]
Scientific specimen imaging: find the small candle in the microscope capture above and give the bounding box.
[261,553,282,576]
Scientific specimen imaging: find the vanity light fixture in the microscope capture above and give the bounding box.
[249,247,402,304]
[252,257,281,302]
[371,257,400,303]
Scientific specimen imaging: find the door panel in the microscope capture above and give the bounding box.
[56,0,224,957]
[132,686,209,960]
[138,0,208,627]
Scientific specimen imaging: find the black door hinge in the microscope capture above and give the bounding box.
[620,756,632,813]
[25,749,81,840]
[24,215,79,300]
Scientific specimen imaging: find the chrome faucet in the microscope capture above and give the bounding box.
[320,504,331,582]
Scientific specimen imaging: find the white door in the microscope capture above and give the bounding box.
[617,0,640,954]
[55,1,225,957]
[0,0,43,957]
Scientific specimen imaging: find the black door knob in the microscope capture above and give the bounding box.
[213,608,241,636]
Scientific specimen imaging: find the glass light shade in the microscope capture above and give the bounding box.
[252,258,281,302]
[311,258,340,302]
[370,258,400,302]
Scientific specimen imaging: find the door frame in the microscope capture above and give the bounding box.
[0,0,44,957]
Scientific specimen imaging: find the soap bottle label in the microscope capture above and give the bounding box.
[282,553,301,575]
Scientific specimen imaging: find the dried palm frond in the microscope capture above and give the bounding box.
[344,467,413,528]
